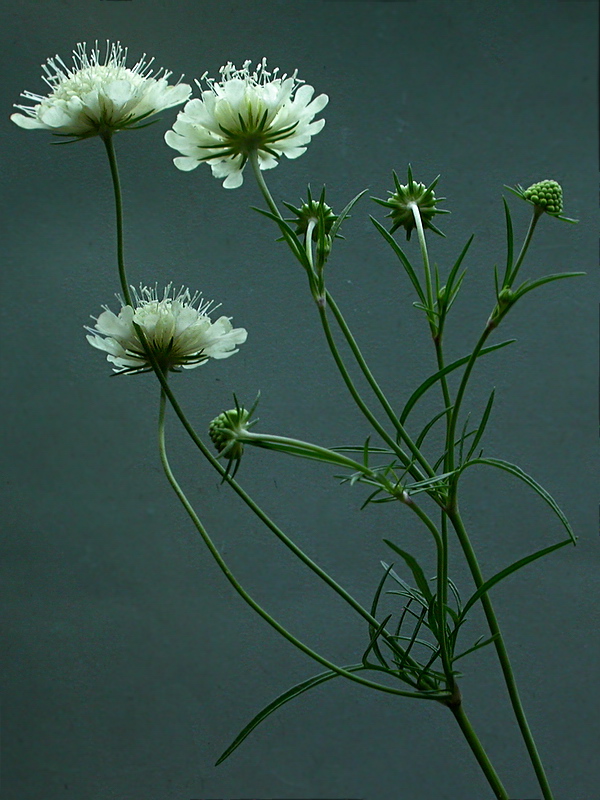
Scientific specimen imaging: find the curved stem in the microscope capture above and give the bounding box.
[324,293,437,480]
[248,152,438,487]
[157,388,446,702]
[450,703,510,800]
[100,138,436,683]
[449,507,554,799]
[410,201,434,322]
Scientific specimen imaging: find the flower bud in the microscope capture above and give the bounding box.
[523,180,563,215]
[373,165,450,241]
[208,407,252,461]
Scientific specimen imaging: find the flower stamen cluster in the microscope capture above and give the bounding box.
[165,58,328,188]
[86,283,247,374]
[11,41,191,139]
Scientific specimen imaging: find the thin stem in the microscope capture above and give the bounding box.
[324,293,437,480]
[248,152,438,486]
[450,704,510,800]
[448,508,555,800]
[508,208,543,286]
[317,302,433,487]
[157,388,446,702]
[411,202,454,682]
[410,201,434,323]
[101,132,132,306]
[101,138,435,690]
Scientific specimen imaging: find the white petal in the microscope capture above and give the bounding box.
[173,156,200,171]
[10,112,46,130]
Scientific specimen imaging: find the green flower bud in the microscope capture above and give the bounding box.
[523,180,563,215]
[498,287,514,306]
[283,186,340,256]
[208,407,252,461]
[373,165,450,241]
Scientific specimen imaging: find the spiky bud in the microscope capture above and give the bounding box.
[373,165,450,241]
[208,407,252,461]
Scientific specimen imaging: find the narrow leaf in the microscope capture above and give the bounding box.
[399,340,516,424]
[215,664,367,764]
[329,188,369,240]
[466,389,495,461]
[383,540,433,601]
[453,634,500,663]
[370,216,426,303]
[460,537,572,619]
[461,457,576,544]
[514,271,586,300]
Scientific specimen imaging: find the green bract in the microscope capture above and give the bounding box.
[373,165,450,240]
[209,407,254,461]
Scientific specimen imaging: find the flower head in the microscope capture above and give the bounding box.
[165,58,328,188]
[209,405,255,461]
[283,186,339,242]
[86,284,247,374]
[373,166,450,240]
[11,41,191,139]
[506,179,578,223]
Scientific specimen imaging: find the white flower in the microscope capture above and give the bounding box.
[165,58,328,188]
[11,41,191,139]
[86,285,248,374]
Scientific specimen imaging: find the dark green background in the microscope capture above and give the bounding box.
[2,1,598,798]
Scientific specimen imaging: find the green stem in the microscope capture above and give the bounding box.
[450,703,510,800]
[101,137,432,686]
[410,201,435,323]
[249,151,438,487]
[448,508,555,800]
[508,207,543,287]
[324,293,437,480]
[101,132,132,306]
[411,203,454,682]
[157,388,446,702]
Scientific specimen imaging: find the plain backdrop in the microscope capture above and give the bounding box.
[2,2,598,799]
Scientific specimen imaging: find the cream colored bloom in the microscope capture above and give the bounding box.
[11,41,191,138]
[165,58,328,188]
[86,285,247,374]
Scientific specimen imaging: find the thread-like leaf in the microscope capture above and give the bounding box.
[215,664,367,764]
[460,538,572,619]
[383,540,433,601]
[460,457,576,544]
[399,339,516,424]
[370,216,427,303]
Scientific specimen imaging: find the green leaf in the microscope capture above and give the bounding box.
[329,188,369,240]
[383,540,433,601]
[416,406,453,448]
[251,206,307,266]
[453,633,500,663]
[460,457,576,544]
[444,235,474,304]
[502,197,514,286]
[466,389,495,461]
[215,664,367,764]
[399,339,516,424]
[363,614,393,667]
[370,216,426,304]
[514,271,586,300]
[368,563,396,667]
[460,538,572,619]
